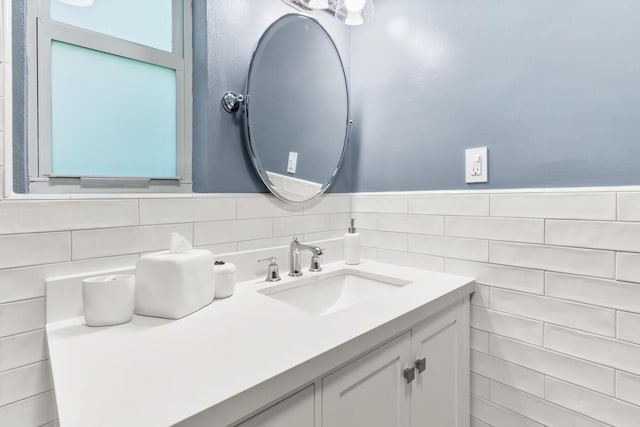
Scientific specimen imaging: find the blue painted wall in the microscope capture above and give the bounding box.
[14,0,640,194]
[12,0,351,194]
[192,1,352,193]
[12,0,28,193]
[350,0,640,191]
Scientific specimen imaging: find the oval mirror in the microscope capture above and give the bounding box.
[244,14,350,204]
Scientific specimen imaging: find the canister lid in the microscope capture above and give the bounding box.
[214,261,236,274]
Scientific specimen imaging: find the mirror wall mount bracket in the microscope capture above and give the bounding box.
[221,92,245,113]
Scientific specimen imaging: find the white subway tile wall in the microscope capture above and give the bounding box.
[359,191,640,427]
[615,371,640,406]
[0,186,350,427]
[545,376,640,427]
[4,197,640,424]
[471,372,490,399]
[471,351,545,398]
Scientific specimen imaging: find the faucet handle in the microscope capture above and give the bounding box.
[309,249,325,272]
[258,257,281,282]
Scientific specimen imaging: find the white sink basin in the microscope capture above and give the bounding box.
[259,269,411,316]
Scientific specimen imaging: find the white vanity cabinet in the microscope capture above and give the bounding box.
[411,302,468,427]
[46,261,474,427]
[237,300,469,427]
[322,301,468,427]
[236,386,315,427]
[322,332,412,427]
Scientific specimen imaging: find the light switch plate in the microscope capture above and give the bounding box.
[465,147,488,183]
[287,152,298,174]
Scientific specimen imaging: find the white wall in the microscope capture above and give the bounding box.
[355,190,640,427]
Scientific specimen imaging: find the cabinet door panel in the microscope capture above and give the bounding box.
[322,333,411,427]
[411,305,464,427]
[238,385,315,427]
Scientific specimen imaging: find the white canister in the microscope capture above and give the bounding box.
[82,275,135,327]
[214,261,236,299]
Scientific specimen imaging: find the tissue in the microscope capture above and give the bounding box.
[170,232,192,253]
[135,233,215,319]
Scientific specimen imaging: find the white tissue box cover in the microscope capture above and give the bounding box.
[135,250,215,319]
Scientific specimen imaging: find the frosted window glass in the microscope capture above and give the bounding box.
[50,41,177,177]
[50,0,174,52]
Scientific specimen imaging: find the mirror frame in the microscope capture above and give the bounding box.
[243,14,351,205]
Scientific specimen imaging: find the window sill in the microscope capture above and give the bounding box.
[26,175,192,196]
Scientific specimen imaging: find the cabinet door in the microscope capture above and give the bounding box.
[411,303,468,427]
[237,385,315,427]
[322,332,412,427]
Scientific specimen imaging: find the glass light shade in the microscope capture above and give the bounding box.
[300,0,337,9]
[335,0,374,26]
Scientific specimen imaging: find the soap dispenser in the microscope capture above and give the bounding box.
[344,218,361,265]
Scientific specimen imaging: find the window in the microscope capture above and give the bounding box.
[27,0,192,192]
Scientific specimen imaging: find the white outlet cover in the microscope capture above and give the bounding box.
[465,147,488,183]
[287,152,298,174]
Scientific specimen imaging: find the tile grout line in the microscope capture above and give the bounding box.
[488,380,618,427]
[477,335,618,397]
[475,388,545,426]
[0,390,54,411]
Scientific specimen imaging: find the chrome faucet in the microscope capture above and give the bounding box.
[289,237,324,277]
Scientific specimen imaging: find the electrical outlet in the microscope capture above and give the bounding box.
[466,147,488,183]
[287,152,298,174]
[471,156,482,176]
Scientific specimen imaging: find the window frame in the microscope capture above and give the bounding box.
[26,0,193,193]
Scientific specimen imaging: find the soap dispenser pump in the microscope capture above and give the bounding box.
[344,218,361,265]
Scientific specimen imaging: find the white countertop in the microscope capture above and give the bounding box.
[46,261,475,427]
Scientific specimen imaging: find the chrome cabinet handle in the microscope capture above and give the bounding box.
[403,367,416,384]
[415,357,427,374]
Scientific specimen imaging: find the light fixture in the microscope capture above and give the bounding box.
[281,0,373,26]
[335,0,374,26]
[301,0,338,10]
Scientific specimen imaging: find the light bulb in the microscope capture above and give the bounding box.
[335,0,374,26]
[300,0,337,9]
[344,0,366,12]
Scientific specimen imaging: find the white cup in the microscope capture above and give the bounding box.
[82,275,135,327]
